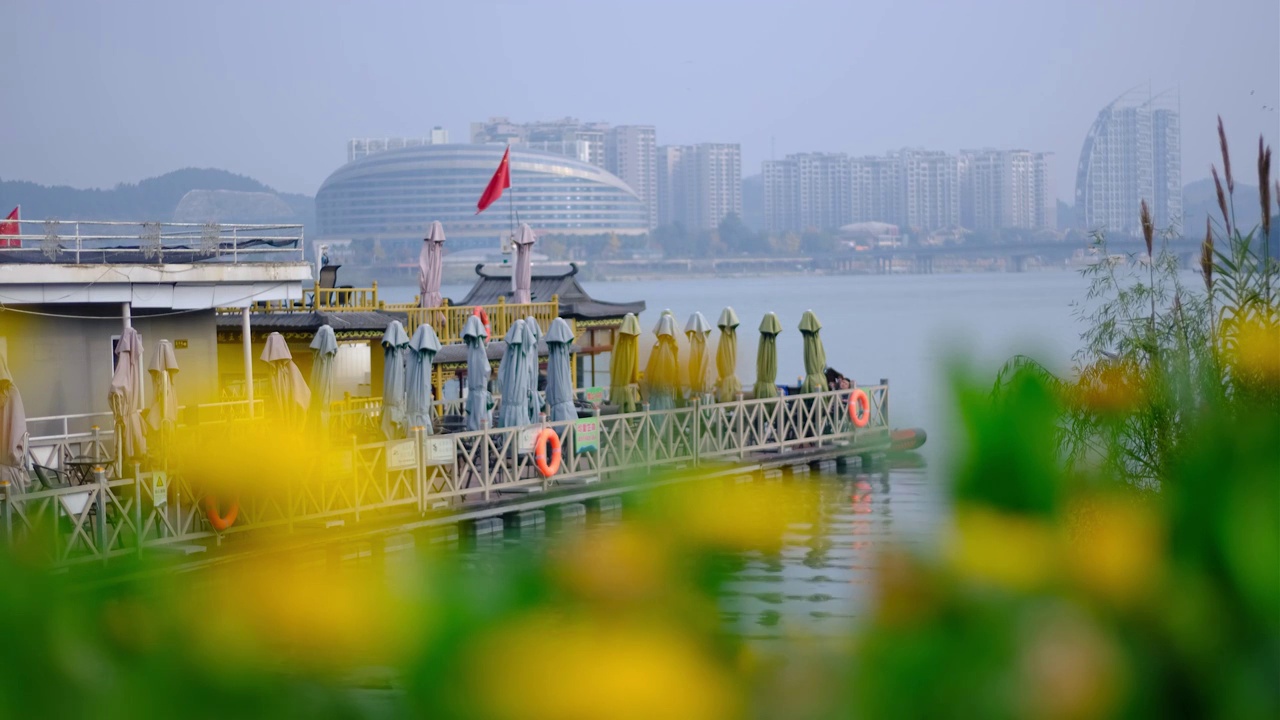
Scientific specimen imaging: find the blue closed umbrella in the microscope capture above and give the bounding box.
[545,318,577,423]
[380,321,410,439]
[407,323,442,434]
[496,320,533,428]
[525,317,544,421]
[462,315,492,431]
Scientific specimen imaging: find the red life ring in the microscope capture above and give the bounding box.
[534,428,562,477]
[848,388,871,428]
[472,305,491,338]
[204,495,240,531]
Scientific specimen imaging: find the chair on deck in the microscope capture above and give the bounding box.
[316,264,341,307]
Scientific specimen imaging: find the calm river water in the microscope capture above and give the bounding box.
[383,270,1092,640]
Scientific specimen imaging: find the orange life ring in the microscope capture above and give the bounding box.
[204,495,240,531]
[472,305,491,338]
[534,428,562,477]
[848,388,871,428]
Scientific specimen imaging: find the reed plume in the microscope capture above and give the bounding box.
[1218,115,1233,193]
[1201,218,1213,293]
[1212,165,1231,237]
[1140,199,1154,257]
[1260,136,1271,242]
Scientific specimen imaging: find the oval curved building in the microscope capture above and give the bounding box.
[316,144,648,246]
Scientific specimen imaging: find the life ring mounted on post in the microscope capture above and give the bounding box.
[204,495,240,531]
[848,388,871,428]
[534,428,562,477]
[472,305,491,338]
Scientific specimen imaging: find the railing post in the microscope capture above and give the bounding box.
[692,397,701,468]
[135,464,144,555]
[0,481,12,546]
[880,378,890,427]
[736,393,746,460]
[481,418,491,502]
[93,465,108,556]
[352,435,361,524]
[413,425,425,514]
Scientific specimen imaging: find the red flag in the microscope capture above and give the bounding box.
[0,207,18,249]
[476,146,511,214]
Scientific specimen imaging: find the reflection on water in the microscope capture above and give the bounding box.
[452,459,945,640]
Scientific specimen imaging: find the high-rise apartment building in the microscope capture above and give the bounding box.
[657,143,742,231]
[1075,89,1181,234]
[606,126,658,229]
[895,149,959,231]
[657,146,686,228]
[960,149,1055,231]
[763,153,852,232]
[850,155,901,227]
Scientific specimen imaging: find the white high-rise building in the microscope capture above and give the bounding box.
[471,117,610,169]
[895,149,959,231]
[960,149,1055,231]
[763,153,852,232]
[849,155,901,226]
[1076,89,1181,234]
[657,143,742,231]
[606,126,658,229]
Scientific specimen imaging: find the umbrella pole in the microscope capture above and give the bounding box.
[242,308,255,417]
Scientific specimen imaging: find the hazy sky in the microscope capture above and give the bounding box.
[3,0,1277,201]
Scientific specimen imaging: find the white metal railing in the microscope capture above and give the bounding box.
[0,386,890,566]
[0,220,304,264]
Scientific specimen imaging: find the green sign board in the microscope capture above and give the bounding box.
[574,417,600,453]
[583,386,605,405]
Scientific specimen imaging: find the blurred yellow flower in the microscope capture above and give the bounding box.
[872,547,940,627]
[1073,359,1145,415]
[186,558,411,672]
[949,506,1057,591]
[465,613,740,720]
[1228,316,1280,380]
[653,476,816,552]
[1018,603,1125,720]
[555,524,672,607]
[1066,497,1163,607]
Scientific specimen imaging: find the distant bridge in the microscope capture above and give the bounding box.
[819,237,1206,274]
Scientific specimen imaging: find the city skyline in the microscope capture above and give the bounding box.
[1,0,1274,203]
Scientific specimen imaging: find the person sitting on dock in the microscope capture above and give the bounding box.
[825,367,851,391]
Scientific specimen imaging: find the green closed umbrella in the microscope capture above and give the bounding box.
[799,310,827,394]
[609,313,641,413]
[715,307,742,402]
[753,313,782,399]
[684,311,713,398]
[645,312,680,411]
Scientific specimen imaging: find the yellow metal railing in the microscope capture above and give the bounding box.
[386,296,560,344]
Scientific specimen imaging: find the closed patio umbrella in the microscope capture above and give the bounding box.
[109,327,147,461]
[544,317,577,423]
[685,311,713,399]
[308,325,338,433]
[380,321,410,439]
[754,313,782,399]
[146,339,179,450]
[418,221,446,309]
[511,223,536,305]
[525,317,544,420]
[644,312,680,411]
[261,332,311,427]
[609,313,641,413]
[406,323,442,433]
[496,319,533,428]
[462,315,491,431]
[799,310,827,394]
[715,307,743,402]
[0,354,27,489]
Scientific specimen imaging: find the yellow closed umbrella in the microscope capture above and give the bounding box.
[608,313,641,413]
[754,313,783,399]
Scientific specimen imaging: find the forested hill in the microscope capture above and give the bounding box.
[0,168,315,230]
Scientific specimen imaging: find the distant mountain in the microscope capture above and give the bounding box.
[0,168,315,232]
[1183,178,1263,234]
